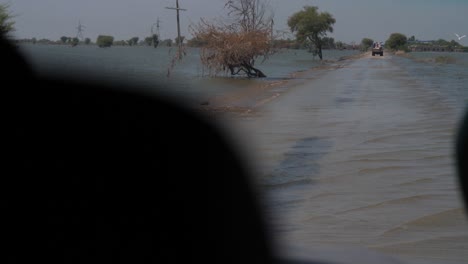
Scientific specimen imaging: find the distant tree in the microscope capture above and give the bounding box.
[0,4,15,37]
[175,36,185,45]
[37,38,52,44]
[408,35,415,42]
[96,35,114,48]
[335,41,344,50]
[60,36,69,44]
[361,38,374,51]
[161,38,173,47]
[113,40,127,46]
[127,37,139,46]
[385,33,407,50]
[288,6,336,60]
[186,36,207,47]
[71,37,79,47]
[84,38,91,45]
[151,34,159,48]
[144,36,153,46]
[191,0,274,77]
[271,38,298,49]
[322,37,335,49]
[31,37,37,44]
[449,39,461,47]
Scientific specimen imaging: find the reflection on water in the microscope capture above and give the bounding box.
[264,137,332,188]
[17,44,359,103]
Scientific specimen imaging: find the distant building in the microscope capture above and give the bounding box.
[408,40,465,52]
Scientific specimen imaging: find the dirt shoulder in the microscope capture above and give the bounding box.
[196,52,367,117]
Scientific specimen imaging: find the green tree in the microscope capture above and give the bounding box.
[96,35,114,48]
[127,37,139,46]
[31,37,37,44]
[113,40,127,46]
[361,38,374,51]
[288,6,336,60]
[161,39,173,47]
[60,36,69,44]
[385,33,407,51]
[335,41,344,50]
[71,37,79,47]
[322,37,335,49]
[84,38,91,45]
[144,36,153,46]
[408,35,415,42]
[449,40,461,47]
[0,4,14,37]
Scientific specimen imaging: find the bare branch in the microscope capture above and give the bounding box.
[191,0,275,77]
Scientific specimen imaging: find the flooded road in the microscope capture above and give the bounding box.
[225,53,468,264]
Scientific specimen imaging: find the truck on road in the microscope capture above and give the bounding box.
[372,42,384,56]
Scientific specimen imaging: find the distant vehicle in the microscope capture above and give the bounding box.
[372,42,383,56]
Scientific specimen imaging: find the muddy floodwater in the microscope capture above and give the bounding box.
[18,44,468,264]
[224,52,468,264]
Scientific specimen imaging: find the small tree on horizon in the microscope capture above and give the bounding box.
[162,38,173,47]
[386,33,407,51]
[144,36,153,46]
[60,36,69,44]
[96,35,114,48]
[361,38,374,51]
[127,37,139,46]
[288,6,336,60]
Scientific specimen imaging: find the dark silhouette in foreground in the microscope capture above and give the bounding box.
[2,36,272,264]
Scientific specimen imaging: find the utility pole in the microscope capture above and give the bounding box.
[270,18,274,46]
[157,17,161,36]
[165,0,187,59]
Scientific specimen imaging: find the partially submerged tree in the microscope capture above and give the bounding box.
[127,37,139,46]
[385,33,407,51]
[162,38,173,47]
[288,6,335,60]
[96,35,114,48]
[191,0,274,78]
[144,36,153,46]
[60,36,69,44]
[151,34,159,48]
[361,38,374,51]
[0,4,14,37]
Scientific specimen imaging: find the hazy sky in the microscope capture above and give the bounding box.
[5,0,468,44]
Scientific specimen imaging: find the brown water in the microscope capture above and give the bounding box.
[224,53,468,264]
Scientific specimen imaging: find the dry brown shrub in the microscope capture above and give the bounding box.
[191,0,274,78]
